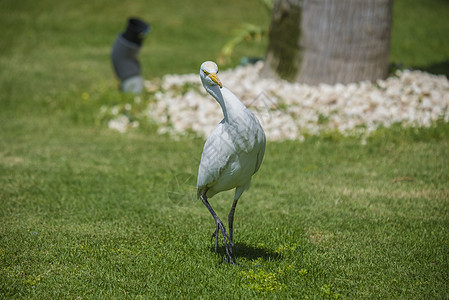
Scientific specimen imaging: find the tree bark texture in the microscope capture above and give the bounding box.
[261,0,394,85]
[261,0,303,81]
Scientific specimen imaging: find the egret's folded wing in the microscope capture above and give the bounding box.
[254,127,266,174]
[196,123,233,197]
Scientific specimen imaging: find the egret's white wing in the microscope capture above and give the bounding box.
[196,87,266,199]
[254,128,266,174]
[196,121,235,198]
[196,116,265,198]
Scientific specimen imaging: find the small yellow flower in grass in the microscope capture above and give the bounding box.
[23,274,43,286]
[298,268,308,276]
[239,269,285,293]
[321,284,342,299]
[82,92,89,101]
[284,264,295,271]
[275,243,298,255]
[252,257,263,266]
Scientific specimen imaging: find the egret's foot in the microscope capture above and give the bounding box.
[201,193,234,264]
[210,218,234,264]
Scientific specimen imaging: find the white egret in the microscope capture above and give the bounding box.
[197,61,266,263]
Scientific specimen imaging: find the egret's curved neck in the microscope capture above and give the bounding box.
[205,84,229,122]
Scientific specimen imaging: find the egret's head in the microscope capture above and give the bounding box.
[200,61,222,88]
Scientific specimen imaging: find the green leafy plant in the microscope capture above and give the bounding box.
[218,0,273,64]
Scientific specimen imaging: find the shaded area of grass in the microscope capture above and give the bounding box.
[391,0,449,76]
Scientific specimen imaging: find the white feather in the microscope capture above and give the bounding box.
[197,61,266,201]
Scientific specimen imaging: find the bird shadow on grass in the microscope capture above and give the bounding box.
[211,242,282,263]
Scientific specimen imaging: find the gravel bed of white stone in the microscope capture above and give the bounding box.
[118,62,449,141]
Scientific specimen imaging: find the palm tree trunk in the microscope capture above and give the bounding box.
[261,0,394,85]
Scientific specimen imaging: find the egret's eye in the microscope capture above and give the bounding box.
[203,70,210,76]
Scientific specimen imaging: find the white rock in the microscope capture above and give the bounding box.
[142,63,449,141]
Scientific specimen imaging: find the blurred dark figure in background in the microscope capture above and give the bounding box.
[112,18,150,93]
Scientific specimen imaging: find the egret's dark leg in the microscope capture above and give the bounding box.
[201,191,234,264]
[228,197,240,249]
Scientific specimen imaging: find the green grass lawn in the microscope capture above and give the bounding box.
[1,0,448,298]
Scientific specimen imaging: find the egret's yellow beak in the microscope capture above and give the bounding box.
[209,73,223,88]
